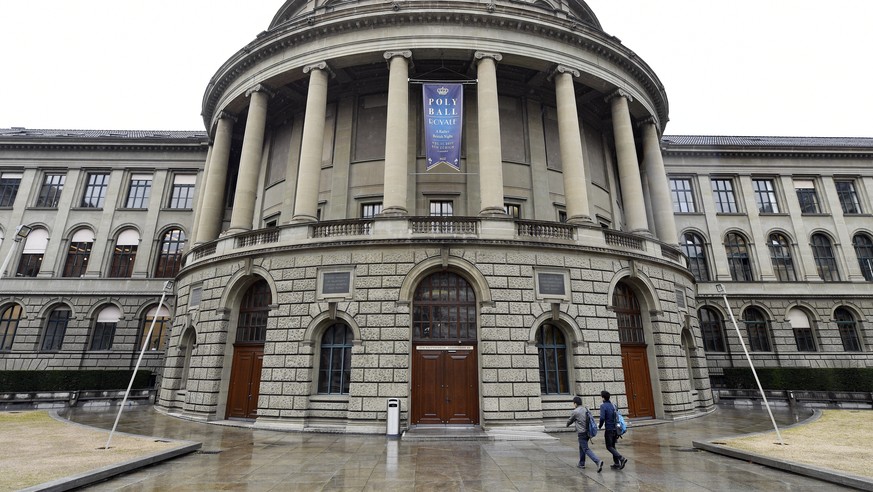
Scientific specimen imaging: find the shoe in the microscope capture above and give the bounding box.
[597,461,604,473]
[619,457,628,470]
[610,464,620,470]
[577,463,585,469]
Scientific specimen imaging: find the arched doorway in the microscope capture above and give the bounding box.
[613,282,655,419]
[411,271,479,425]
[226,279,270,419]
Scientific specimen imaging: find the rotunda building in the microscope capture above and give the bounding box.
[158,0,714,432]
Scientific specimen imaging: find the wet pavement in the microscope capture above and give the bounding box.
[61,404,846,491]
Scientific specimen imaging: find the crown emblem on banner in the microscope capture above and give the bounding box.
[437,86,449,95]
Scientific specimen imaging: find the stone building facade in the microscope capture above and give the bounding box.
[1,0,870,435]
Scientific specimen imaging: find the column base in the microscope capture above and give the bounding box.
[630,228,654,237]
[567,215,593,225]
[479,207,509,218]
[224,227,253,236]
[378,206,408,217]
[290,214,318,223]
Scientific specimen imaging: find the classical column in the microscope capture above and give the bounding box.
[189,142,213,245]
[474,51,507,217]
[381,50,412,216]
[228,84,272,233]
[196,112,236,243]
[641,118,678,244]
[607,89,649,233]
[293,62,331,222]
[553,65,591,223]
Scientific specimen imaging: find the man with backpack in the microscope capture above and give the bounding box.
[566,396,604,472]
[598,391,628,470]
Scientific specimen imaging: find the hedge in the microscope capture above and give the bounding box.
[0,370,151,392]
[723,367,873,392]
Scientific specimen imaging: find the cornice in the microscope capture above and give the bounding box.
[0,142,208,153]
[661,148,873,160]
[202,3,667,130]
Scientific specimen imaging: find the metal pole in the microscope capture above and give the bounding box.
[716,283,784,445]
[105,280,173,449]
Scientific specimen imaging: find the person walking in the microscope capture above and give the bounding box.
[566,396,604,472]
[598,391,628,470]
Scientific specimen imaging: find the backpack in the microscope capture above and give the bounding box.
[613,402,628,436]
[586,410,598,438]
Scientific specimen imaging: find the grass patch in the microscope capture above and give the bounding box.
[723,410,873,479]
[0,410,177,490]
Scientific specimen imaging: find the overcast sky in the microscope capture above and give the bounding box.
[1,1,870,137]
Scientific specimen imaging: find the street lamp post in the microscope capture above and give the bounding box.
[105,279,175,450]
[715,283,784,445]
[0,225,33,280]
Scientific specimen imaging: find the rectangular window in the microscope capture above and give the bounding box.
[36,173,66,208]
[0,172,22,207]
[89,322,116,351]
[429,200,453,217]
[168,174,196,209]
[794,179,820,214]
[711,178,738,213]
[81,173,109,208]
[752,179,779,213]
[361,202,383,218]
[670,178,696,213]
[126,174,152,208]
[835,180,862,214]
[793,327,816,352]
[503,203,521,218]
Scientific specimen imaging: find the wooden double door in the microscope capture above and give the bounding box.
[621,345,655,419]
[226,344,263,420]
[411,345,479,425]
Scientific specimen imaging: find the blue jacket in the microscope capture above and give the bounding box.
[598,401,617,430]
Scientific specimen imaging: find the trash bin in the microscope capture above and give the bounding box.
[386,398,400,437]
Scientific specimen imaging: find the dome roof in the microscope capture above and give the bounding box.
[268,0,602,31]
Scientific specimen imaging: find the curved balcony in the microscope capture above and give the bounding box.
[184,217,686,271]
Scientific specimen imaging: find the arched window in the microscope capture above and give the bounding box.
[786,308,816,352]
[0,304,23,351]
[63,229,95,277]
[681,232,709,282]
[536,324,569,394]
[109,229,140,278]
[236,279,271,343]
[613,283,644,344]
[767,233,797,282]
[698,307,726,352]
[413,272,476,342]
[834,308,862,352]
[90,305,121,351]
[154,228,187,278]
[318,323,353,394]
[17,228,49,277]
[140,305,170,351]
[725,233,753,281]
[41,306,71,351]
[852,233,873,281]
[743,307,771,352]
[811,233,840,282]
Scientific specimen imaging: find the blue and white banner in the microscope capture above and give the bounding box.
[423,83,463,171]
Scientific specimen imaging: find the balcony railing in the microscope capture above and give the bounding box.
[184,217,688,270]
[410,217,478,235]
[604,230,645,251]
[516,220,574,240]
[313,219,373,238]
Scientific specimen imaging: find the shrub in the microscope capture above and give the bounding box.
[0,370,151,392]
[723,367,873,392]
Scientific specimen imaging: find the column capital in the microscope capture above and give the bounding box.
[637,115,657,128]
[303,61,335,78]
[383,50,412,61]
[245,83,275,99]
[474,51,503,63]
[604,88,634,104]
[549,64,580,81]
[217,110,238,123]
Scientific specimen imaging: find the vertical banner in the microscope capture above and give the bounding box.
[423,84,463,171]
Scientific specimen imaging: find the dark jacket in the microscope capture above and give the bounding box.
[598,401,617,430]
[566,406,591,437]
